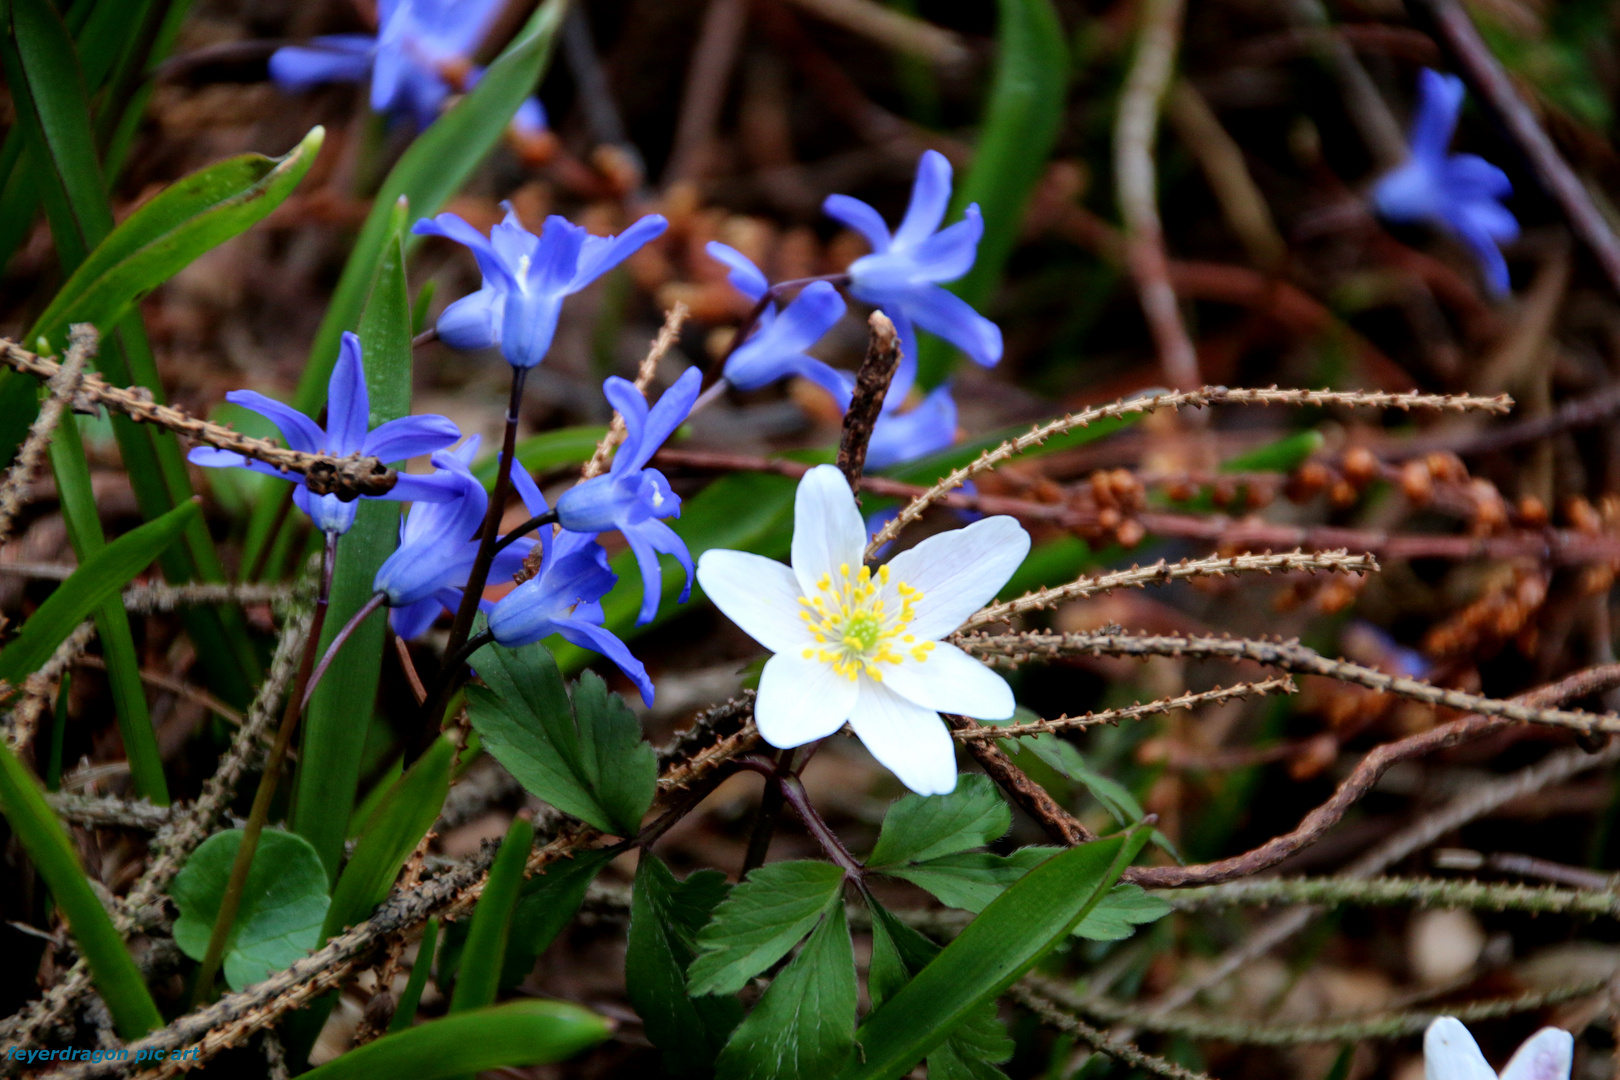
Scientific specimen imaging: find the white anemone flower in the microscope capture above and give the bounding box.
[1424,1017,1572,1080]
[695,464,1030,795]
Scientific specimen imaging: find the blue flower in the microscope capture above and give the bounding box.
[823,149,1002,370]
[555,368,701,626]
[374,436,535,640]
[413,207,668,368]
[485,472,654,706]
[1372,69,1519,296]
[189,332,462,535]
[704,242,849,400]
[269,0,547,133]
[866,381,957,472]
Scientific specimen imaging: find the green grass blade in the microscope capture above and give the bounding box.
[841,825,1151,1080]
[388,918,440,1034]
[294,198,412,882]
[450,816,535,1014]
[0,738,161,1038]
[301,1001,610,1080]
[916,0,1067,388]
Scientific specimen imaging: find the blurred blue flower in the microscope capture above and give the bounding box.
[189,331,461,535]
[704,242,849,400]
[269,0,547,133]
[375,436,534,640]
[1372,69,1518,296]
[414,207,668,368]
[556,368,701,626]
[823,149,1002,369]
[485,468,654,705]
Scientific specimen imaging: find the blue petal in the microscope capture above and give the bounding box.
[867,382,957,471]
[223,390,325,453]
[1442,154,1513,199]
[896,284,1003,368]
[1447,208,1513,296]
[886,311,919,401]
[412,213,518,289]
[1370,159,1439,224]
[436,288,503,351]
[489,204,536,276]
[554,473,620,532]
[187,447,292,482]
[624,528,665,625]
[326,332,370,456]
[390,595,445,641]
[295,487,356,535]
[892,149,953,251]
[642,517,693,605]
[621,367,701,473]
[363,413,461,463]
[570,215,668,292]
[906,204,982,283]
[507,459,549,519]
[512,96,548,137]
[554,618,654,706]
[705,241,769,302]
[499,286,565,368]
[490,537,536,582]
[823,194,892,254]
[387,470,465,504]
[1411,69,1466,163]
[268,36,375,92]
[602,377,652,475]
[770,281,846,354]
[530,215,588,293]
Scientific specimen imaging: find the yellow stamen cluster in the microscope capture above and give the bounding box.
[798,562,934,681]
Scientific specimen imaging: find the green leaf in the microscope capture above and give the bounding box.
[295,198,413,882]
[299,1001,611,1080]
[887,849,1056,913]
[868,775,1010,868]
[0,738,161,1038]
[29,127,323,353]
[842,827,1150,1080]
[465,641,656,836]
[450,816,534,1013]
[501,848,615,989]
[715,900,856,1080]
[0,499,197,686]
[325,737,454,941]
[473,425,609,488]
[916,0,1066,387]
[626,854,744,1075]
[687,860,846,997]
[388,918,439,1035]
[170,828,331,992]
[1074,884,1173,942]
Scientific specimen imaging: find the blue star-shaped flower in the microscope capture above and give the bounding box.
[269,0,546,134]
[555,368,701,626]
[485,470,654,705]
[189,331,462,535]
[413,206,668,369]
[374,436,534,640]
[704,242,849,400]
[823,149,1002,370]
[1372,69,1519,296]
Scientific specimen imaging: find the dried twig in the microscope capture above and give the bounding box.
[836,311,901,497]
[2,619,97,753]
[1010,983,1213,1080]
[955,678,1296,740]
[952,714,1096,845]
[782,0,967,64]
[0,338,396,499]
[43,792,173,832]
[580,303,688,482]
[0,326,91,548]
[1162,875,1620,916]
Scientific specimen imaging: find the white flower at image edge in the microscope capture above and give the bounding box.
[696,464,1030,795]
[1424,1016,1572,1080]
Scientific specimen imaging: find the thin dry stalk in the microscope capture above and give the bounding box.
[1010,983,1212,1080]
[580,303,689,481]
[1166,80,1285,270]
[43,793,172,832]
[962,550,1377,631]
[836,311,901,497]
[0,327,91,548]
[0,338,395,499]
[955,678,1296,740]
[783,0,967,64]
[119,582,295,614]
[3,619,97,753]
[864,385,1512,554]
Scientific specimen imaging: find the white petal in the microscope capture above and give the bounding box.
[756,653,859,748]
[880,641,1014,720]
[847,680,958,795]
[790,465,867,597]
[1424,1018,1497,1080]
[884,516,1030,641]
[1499,1029,1573,1080]
[697,550,810,654]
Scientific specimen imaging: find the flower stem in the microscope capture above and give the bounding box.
[300,591,388,713]
[736,753,862,880]
[190,531,336,1007]
[739,748,793,874]
[409,365,528,764]
[706,273,852,387]
[490,507,559,556]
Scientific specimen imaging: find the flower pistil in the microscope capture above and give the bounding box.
[796,563,932,680]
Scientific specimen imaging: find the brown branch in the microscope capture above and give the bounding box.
[580,303,688,482]
[0,326,91,547]
[836,311,901,498]
[0,337,396,499]
[957,678,1296,740]
[949,714,1096,844]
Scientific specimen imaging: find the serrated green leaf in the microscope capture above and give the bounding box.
[466,641,656,836]
[716,900,856,1080]
[627,854,743,1074]
[688,860,845,997]
[170,828,330,992]
[886,848,1056,913]
[868,775,1010,868]
[0,499,197,686]
[502,848,616,989]
[451,816,534,1013]
[929,1042,1011,1080]
[300,1001,611,1080]
[842,827,1150,1080]
[1075,884,1173,941]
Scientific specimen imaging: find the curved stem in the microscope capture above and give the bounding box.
[491,507,558,556]
[411,326,439,349]
[705,273,851,387]
[191,531,336,1007]
[734,753,862,880]
[301,591,388,713]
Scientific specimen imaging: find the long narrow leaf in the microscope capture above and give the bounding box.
[451,816,535,1014]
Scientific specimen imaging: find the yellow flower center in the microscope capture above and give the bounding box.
[798,563,934,681]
